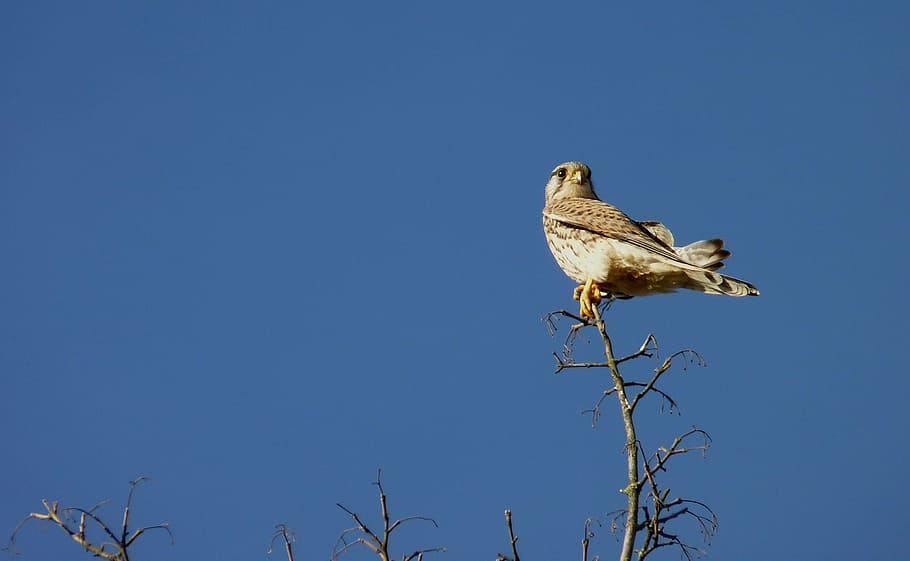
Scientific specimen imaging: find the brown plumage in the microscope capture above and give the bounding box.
[542,161,759,316]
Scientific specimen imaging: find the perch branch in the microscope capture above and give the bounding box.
[545,305,717,561]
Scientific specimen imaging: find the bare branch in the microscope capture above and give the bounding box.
[333,472,443,561]
[120,476,151,547]
[65,507,124,545]
[5,479,169,561]
[389,516,440,533]
[334,536,375,559]
[624,382,680,414]
[495,509,521,561]
[403,546,447,561]
[268,524,297,561]
[582,517,601,561]
[630,349,704,412]
[582,389,615,428]
[335,503,383,553]
[587,306,642,561]
[616,333,658,364]
[543,310,599,363]
[124,523,173,548]
[267,524,297,561]
[553,354,611,374]
[605,509,627,539]
[642,428,712,482]
[543,310,590,335]
[634,428,717,560]
[545,304,718,561]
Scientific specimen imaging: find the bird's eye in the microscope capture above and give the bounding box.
[556,168,567,179]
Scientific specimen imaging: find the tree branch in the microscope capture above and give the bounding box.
[268,524,297,561]
[333,470,444,561]
[545,307,717,561]
[495,509,521,561]
[4,477,171,561]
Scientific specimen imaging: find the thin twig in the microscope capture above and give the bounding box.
[545,304,717,561]
[333,471,444,561]
[582,517,600,561]
[269,524,297,561]
[4,478,170,561]
[616,333,659,364]
[502,509,520,561]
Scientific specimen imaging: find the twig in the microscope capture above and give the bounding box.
[269,524,297,561]
[333,470,444,561]
[616,333,659,364]
[635,429,716,560]
[4,477,171,561]
[582,517,600,561]
[545,304,717,561]
[643,428,712,480]
[495,509,521,561]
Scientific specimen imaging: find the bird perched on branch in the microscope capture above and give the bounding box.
[542,161,759,318]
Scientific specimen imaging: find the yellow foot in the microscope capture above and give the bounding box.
[573,279,603,318]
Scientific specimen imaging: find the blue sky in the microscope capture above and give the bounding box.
[2,2,908,560]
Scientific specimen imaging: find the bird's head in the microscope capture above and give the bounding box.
[544,161,598,203]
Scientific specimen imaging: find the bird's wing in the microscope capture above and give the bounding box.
[638,221,675,247]
[543,198,696,267]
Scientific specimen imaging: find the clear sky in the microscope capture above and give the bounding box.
[3,2,908,560]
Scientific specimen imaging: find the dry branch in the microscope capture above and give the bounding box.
[4,476,171,561]
[268,524,297,561]
[494,509,521,561]
[543,305,717,561]
[333,469,445,561]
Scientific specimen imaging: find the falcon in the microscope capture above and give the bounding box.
[542,161,759,318]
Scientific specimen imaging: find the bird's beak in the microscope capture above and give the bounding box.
[571,169,584,184]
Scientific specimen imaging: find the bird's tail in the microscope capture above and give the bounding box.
[685,269,760,297]
[675,238,760,296]
[676,239,731,271]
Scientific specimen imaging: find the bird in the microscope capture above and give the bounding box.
[542,161,759,318]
